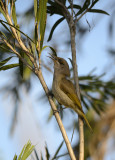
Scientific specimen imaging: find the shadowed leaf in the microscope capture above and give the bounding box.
[47,17,65,42]
[0,56,13,67]
[52,141,64,160]
[88,9,109,15]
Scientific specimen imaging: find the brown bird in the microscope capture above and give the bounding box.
[50,54,92,132]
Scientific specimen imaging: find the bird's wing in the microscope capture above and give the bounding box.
[60,78,82,109]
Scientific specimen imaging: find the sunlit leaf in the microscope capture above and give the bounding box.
[34,0,38,21]
[12,2,17,26]
[17,140,34,160]
[40,0,48,49]
[0,2,7,20]
[0,20,35,43]
[0,63,19,71]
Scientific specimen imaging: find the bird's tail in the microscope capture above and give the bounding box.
[74,107,93,132]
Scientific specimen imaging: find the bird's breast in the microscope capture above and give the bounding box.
[52,78,74,108]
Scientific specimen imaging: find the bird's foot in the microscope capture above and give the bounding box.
[53,109,59,115]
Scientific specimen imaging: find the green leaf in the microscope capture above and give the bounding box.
[23,56,32,80]
[47,17,65,42]
[0,57,13,67]
[88,9,109,15]
[68,4,81,10]
[39,45,56,57]
[0,3,7,20]
[40,0,48,49]
[90,0,99,8]
[76,0,90,16]
[34,0,38,21]
[13,154,17,160]
[12,2,17,26]
[40,153,44,160]
[0,30,8,39]
[52,141,64,160]
[34,149,39,160]
[34,23,38,46]
[0,20,35,43]
[0,63,19,71]
[0,21,14,37]
[18,140,34,160]
[19,52,24,78]
[45,144,50,160]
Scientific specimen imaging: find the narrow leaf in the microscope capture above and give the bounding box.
[40,0,48,49]
[13,154,17,160]
[0,57,13,67]
[0,63,19,71]
[0,5,7,20]
[45,144,50,160]
[0,31,8,39]
[90,0,99,8]
[47,17,65,42]
[88,9,109,15]
[39,45,56,57]
[68,4,81,10]
[0,21,14,37]
[34,149,39,160]
[18,140,34,160]
[0,20,35,43]
[19,52,24,78]
[52,141,64,160]
[34,0,38,21]
[12,2,17,26]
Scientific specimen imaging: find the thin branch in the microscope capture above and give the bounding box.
[35,69,76,160]
[75,3,93,23]
[54,0,71,22]
[76,8,89,23]
[68,15,84,160]
[3,39,33,71]
[55,0,84,158]
[68,0,74,17]
[1,1,76,159]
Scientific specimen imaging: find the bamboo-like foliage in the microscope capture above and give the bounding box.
[0,0,114,160]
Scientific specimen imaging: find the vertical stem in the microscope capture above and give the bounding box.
[69,18,84,160]
[35,69,76,160]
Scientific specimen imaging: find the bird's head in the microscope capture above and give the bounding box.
[49,54,70,77]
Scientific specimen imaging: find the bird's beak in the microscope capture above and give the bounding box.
[48,53,58,62]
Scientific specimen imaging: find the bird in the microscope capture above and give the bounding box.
[49,54,92,132]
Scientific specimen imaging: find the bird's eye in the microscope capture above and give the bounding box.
[59,59,64,65]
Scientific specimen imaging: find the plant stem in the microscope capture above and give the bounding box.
[35,69,76,160]
[69,17,84,160]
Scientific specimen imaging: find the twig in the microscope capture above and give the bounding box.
[3,39,33,71]
[1,1,76,159]
[68,15,84,160]
[54,0,71,23]
[35,69,76,160]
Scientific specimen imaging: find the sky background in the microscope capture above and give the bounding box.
[0,0,115,160]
